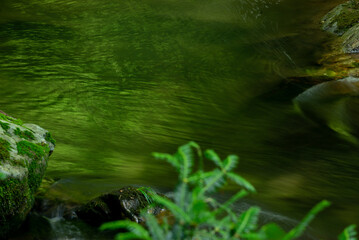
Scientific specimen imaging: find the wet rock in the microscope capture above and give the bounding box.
[342,23,359,53]
[322,0,359,36]
[0,111,55,238]
[294,77,359,140]
[75,186,165,226]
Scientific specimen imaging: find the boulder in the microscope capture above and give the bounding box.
[342,23,359,53]
[75,186,165,226]
[322,0,359,36]
[294,77,359,140]
[0,111,55,238]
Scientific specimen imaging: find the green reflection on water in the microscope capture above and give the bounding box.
[0,0,358,238]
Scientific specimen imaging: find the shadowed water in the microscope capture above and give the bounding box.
[0,0,357,238]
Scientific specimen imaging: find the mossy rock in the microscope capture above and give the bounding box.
[342,23,359,53]
[75,186,165,226]
[0,110,55,238]
[322,1,359,36]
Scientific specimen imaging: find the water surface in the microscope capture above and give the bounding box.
[0,0,357,238]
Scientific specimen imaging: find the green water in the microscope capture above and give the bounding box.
[0,0,357,238]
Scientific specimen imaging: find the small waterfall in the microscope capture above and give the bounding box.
[47,205,84,240]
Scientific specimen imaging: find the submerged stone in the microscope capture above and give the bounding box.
[294,77,359,141]
[0,110,55,238]
[322,1,359,36]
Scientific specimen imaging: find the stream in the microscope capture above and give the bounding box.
[0,0,358,239]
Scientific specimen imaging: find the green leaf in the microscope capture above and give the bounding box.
[201,169,226,194]
[204,149,223,168]
[100,220,150,240]
[152,152,179,169]
[178,143,195,180]
[227,172,256,193]
[283,200,331,240]
[152,194,191,223]
[187,171,215,183]
[260,223,286,240]
[115,232,147,240]
[339,225,357,240]
[234,207,261,236]
[144,213,166,240]
[223,155,239,172]
[214,190,248,216]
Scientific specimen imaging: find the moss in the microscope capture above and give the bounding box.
[322,2,359,35]
[45,132,56,145]
[16,141,49,193]
[0,138,11,161]
[0,121,10,132]
[0,113,23,126]
[14,127,35,140]
[0,177,32,238]
[16,141,49,160]
[335,9,359,33]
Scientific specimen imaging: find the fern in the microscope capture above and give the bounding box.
[339,225,357,240]
[234,207,261,236]
[283,200,331,240]
[100,220,151,240]
[204,149,222,168]
[222,155,239,172]
[101,142,354,240]
[143,213,166,240]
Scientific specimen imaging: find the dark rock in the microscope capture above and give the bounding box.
[75,186,165,226]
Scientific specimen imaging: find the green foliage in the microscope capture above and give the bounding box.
[339,225,357,240]
[14,127,35,140]
[101,142,353,240]
[138,187,157,205]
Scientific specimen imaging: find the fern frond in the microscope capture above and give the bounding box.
[214,190,248,216]
[204,149,223,168]
[226,172,256,193]
[234,207,261,236]
[187,171,216,183]
[283,200,331,240]
[187,141,203,171]
[152,153,180,169]
[201,169,226,194]
[138,187,156,204]
[152,194,191,223]
[100,220,151,240]
[223,155,239,172]
[144,213,166,240]
[339,225,357,240]
[115,232,147,240]
[178,143,196,180]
